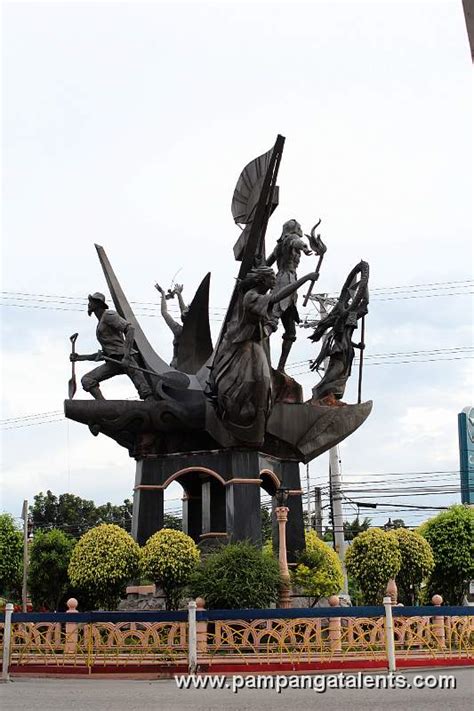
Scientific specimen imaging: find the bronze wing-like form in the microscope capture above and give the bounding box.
[175,272,213,374]
[232,142,281,262]
[231,146,274,225]
[95,243,200,391]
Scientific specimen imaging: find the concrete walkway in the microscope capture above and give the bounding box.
[1,670,472,711]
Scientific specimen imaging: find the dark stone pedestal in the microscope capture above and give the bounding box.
[131,459,164,544]
[131,449,305,562]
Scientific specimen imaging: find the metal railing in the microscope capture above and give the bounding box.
[1,598,473,679]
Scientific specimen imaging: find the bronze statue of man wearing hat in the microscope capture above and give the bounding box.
[69,292,153,400]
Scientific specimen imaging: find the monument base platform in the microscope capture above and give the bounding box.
[131,448,305,563]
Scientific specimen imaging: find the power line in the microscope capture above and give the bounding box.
[1,409,64,424]
[1,278,473,313]
[289,354,474,376]
[285,347,474,372]
[2,339,471,430]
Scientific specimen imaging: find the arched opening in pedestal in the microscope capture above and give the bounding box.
[260,468,279,497]
[162,467,227,545]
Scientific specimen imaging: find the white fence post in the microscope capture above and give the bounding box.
[383,596,396,672]
[1,603,14,682]
[188,600,197,674]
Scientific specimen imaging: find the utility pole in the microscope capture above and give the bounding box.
[314,487,322,536]
[329,446,348,594]
[21,499,29,612]
[305,463,311,531]
[303,294,349,594]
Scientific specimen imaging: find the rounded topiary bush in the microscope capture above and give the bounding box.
[68,524,140,610]
[140,528,200,609]
[345,528,401,604]
[190,541,280,609]
[28,529,76,610]
[392,527,434,604]
[0,513,23,599]
[418,505,474,604]
[293,530,344,605]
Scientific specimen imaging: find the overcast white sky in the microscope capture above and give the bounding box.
[1,0,472,530]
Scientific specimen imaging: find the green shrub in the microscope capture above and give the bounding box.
[345,528,401,604]
[190,541,280,609]
[293,531,344,605]
[393,527,434,605]
[140,528,200,609]
[28,529,76,610]
[68,524,140,609]
[262,539,274,558]
[0,514,23,599]
[418,505,474,604]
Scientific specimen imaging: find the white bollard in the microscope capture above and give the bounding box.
[383,595,396,672]
[1,603,14,682]
[188,600,197,674]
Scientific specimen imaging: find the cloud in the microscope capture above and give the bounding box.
[1,1,471,529]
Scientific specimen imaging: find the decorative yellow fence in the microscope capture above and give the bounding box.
[1,598,473,676]
[3,621,188,669]
[198,602,474,669]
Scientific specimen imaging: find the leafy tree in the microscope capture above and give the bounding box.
[68,524,140,609]
[28,529,76,610]
[261,506,272,544]
[162,513,182,531]
[0,514,23,599]
[95,499,133,529]
[345,528,402,604]
[343,516,372,541]
[347,574,364,606]
[30,491,133,538]
[322,528,334,543]
[190,541,280,609]
[392,528,434,605]
[418,505,474,604]
[140,529,200,609]
[392,519,406,529]
[293,531,344,605]
[31,491,98,537]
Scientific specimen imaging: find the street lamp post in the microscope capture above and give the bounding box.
[275,487,291,609]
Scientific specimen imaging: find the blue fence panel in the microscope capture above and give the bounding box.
[1,610,188,624]
[0,605,472,624]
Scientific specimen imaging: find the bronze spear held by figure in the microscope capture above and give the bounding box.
[99,353,190,390]
[302,220,326,308]
[68,333,79,399]
[357,314,366,404]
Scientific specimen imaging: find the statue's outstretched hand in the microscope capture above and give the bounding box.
[69,353,79,362]
[154,283,164,294]
[174,284,183,294]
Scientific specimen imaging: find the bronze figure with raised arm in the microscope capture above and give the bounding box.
[154,283,189,368]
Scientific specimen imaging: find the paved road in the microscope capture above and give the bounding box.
[1,670,472,711]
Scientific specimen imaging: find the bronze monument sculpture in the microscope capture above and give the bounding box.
[154,283,189,369]
[64,135,372,558]
[310,260,369,405]
[70,292,153,401]
[266,219,313,372]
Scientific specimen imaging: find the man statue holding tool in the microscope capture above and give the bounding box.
[69,292,154,401]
